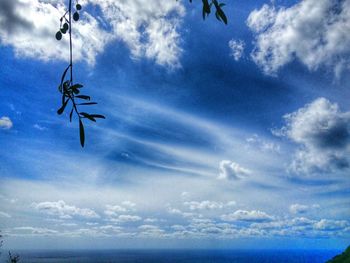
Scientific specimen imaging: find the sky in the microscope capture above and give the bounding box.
[0,0,350,250]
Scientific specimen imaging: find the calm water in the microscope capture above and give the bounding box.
[0,249,340,263]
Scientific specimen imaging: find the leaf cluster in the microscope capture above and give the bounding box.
[188,0,228,24]
[57,69,105,147]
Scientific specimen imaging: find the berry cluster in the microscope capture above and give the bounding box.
[56,3,81,41]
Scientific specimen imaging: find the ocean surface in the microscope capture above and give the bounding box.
[0,249,340,263]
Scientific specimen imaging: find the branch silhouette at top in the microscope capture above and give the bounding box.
[55,0,228,147]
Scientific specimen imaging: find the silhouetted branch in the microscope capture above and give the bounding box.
[55,0,105,147]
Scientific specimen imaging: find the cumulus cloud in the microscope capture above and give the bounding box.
[277,98,350,174]
[247,0,350,76]
[104,201,136,217]
[218,160,251,180]
[0,0,185,68]
[184,201,223,210]
[116,214,142,223]
[33,200,100,219]
[0,116,13,130]
[93,0,185,68]
[314,219,349,231]
[184,200,236,210]
[221,210,274,222]
[289,204,309,214]
[0,0,109,65]
[228,39,245,61]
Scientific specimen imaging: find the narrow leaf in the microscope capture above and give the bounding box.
[76,95,90,100]
[79,119,85,147]
[71,84,83,89]
[57,99,69,115]
[69,108,74,122]
[78,102,98,106]
[218,8,227,24]
[80,112,96,122]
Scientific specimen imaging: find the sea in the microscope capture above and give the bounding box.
[0,249,341,263]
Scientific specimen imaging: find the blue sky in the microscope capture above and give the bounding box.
[0,0,349,250]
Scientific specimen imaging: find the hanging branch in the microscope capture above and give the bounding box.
[54,0,226,147]
[55,0,105,148]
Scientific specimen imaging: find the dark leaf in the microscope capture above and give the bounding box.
[72,87,80,94]
[90,114,106,119]
[218,9,227,24]
[75,95,90,100]
[78,102,98,106]
[76,4,82,10]
[57,99,69,115]
[63,22,69,31]
[80,112,96,122]
[202,0,211,19]
[69,108,74,122]
[212,0,227,24]
[71,84,83,89]
[215,11,221,21]
[79,119,85,147]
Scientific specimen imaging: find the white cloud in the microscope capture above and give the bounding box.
[314,219,349,231]
[183,200,236,211]
[0,0,110,65]
[247,0,350,76]
[33,124,48,131]
[13,226,58,235]
[218,160,251,180]
[184,201,223,210]
[104,201,136,217]
[278,98,350,174]
[246,134,280,153]
[0,0,185,68]
[0,211,11,218]
[93,0,185,68]
[228,39,245,61]
[221,210,274,222]
[33,200,100,219]
[0,116,13,130]
[289,204,309,214]
[116,214,142,223]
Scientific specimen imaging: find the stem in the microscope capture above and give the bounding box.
[68,0,73,85]
[67,0,80,120]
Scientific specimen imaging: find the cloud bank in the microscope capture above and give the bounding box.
[0,0,185,68]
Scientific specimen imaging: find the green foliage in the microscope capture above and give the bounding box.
[327,246,350,263]
[56,0,105,148]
